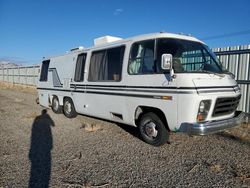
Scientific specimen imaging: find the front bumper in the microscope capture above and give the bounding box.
[178,111,246,135]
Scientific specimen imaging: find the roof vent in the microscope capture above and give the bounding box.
[94,36,122,46]
[70,46,84,51]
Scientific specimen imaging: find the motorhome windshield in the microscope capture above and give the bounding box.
[157,38,223,73]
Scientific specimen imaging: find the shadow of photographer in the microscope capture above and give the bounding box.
[29,109,54,188]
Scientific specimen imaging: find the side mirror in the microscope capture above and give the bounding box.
[161,54,173,70]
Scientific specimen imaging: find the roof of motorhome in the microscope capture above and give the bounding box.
[43,32,204,59]
[87,32,204,49]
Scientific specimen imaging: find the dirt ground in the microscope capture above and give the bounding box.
[0,83,250,188]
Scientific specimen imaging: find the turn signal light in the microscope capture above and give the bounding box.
[197,114,205,122]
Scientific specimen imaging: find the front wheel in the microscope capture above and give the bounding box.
[139,112,169,146]
[63,98,77,118]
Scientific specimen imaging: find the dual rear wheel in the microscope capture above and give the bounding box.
[51,96,62,114]
[51,96,77,118]
[63,98,77,118]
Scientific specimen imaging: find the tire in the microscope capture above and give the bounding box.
[138,112,169,146]
[51,96,62,114]
[63,98,77,118]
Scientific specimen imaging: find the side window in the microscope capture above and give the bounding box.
[88,46,125,81]
[74,53,86,82]
[128,40,155,74]
[40,60,50,81]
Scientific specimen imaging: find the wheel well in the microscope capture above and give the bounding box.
[135,106,170,131]
[63,96,72,102]
[51,95,57,99]
[49,95,57,105]
[63,96,76,107]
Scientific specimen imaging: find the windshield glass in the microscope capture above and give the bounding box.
[157,38,223,73]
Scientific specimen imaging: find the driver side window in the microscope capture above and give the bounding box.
[128,40,155,74]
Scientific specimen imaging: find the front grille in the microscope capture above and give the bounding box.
[212,95,241,117]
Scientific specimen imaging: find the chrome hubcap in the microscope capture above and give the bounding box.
[145,121,158,138]
[65,101,72,114]
[53,99,59,110]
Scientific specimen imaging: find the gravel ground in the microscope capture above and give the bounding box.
[0,85,250,188]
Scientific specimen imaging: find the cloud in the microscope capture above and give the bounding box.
[0,56,31,66]
[0,58,19,68]
[113,8,123,16]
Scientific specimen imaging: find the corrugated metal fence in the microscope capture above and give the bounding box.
[0,45,249,112]
[213,45,250,113]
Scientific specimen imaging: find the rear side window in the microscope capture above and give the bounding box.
[74,53,87,82]
[88,46,125,81]
[40,60,50,81]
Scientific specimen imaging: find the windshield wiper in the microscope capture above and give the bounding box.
[198,70,224,77]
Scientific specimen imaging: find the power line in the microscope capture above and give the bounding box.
[201,29,250,40]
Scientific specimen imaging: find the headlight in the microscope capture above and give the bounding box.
[197,100,211,122]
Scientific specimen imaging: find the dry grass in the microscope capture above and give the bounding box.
[80,122,103,132]
[21,112,39,123]
[0,81,37,94]
[14,98,24,103]
[24,112,39,119]
[223,121,250,143]
[210,164,222,173]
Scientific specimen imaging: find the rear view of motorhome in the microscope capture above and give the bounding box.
[37,33,245,146]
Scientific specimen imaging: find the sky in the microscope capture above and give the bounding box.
[0,0,250,65]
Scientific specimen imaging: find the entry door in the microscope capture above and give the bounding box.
[71,53,87,113]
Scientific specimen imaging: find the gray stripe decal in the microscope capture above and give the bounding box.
[49,68,63,88]
[198,90,234,94]
[37,87,174,100]
[72,86,195,94]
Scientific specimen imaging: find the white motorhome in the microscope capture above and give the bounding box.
[37,32,245,146]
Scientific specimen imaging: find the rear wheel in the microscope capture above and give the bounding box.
[63,98,77,118]
[139,112,169,146]
[51,96,62,114]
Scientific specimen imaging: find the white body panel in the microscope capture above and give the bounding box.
[37,33,241,131]
[176,73,239,125]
